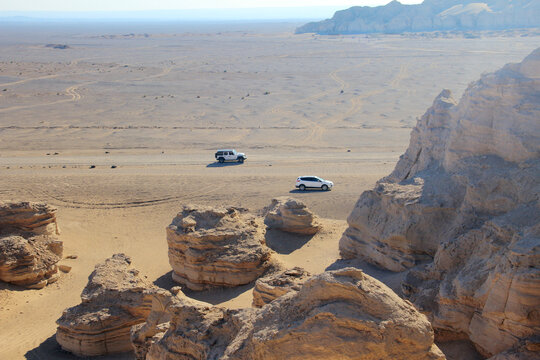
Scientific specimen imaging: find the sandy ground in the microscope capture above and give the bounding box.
[0,20,538,359]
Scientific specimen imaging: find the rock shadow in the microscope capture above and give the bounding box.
[0,281,29,292]
[183,282,256,305]
[206,162,244,168]
[153,271,256,305]
[264,228,314,255]
[25,334,134,360]
[153,270,176,291]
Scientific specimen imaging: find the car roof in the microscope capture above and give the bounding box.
[298,175,321,178]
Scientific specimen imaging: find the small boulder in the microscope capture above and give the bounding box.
[264,197,320,235]
[252,267,311,308]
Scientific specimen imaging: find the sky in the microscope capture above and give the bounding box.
[1,1,423,12]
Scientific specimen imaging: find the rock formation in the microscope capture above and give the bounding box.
[167,205,273,291]
[130,289,178,360]
[263,197,320,235]
[487,337,540,360]
[56,254,153,357]
[0,201,59,235]
[252,267,310,308]
[0,201,62,288]
[296,0,540,35]
[340,48,540,357]
[137,268,445,360]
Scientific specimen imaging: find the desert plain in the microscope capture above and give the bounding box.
[0,20,539,359]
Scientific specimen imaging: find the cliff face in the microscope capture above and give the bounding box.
[339,48,540,357]
[296,0,540,34]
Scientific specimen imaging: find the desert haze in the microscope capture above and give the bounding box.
[0,19,538,360]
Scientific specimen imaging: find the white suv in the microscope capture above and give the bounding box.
[295,176,333,191]
[215,149,247,163]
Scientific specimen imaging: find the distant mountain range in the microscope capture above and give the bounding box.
[296,0,540,34]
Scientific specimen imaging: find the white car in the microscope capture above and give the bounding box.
[214,149,247,163]
[295,176,333,191]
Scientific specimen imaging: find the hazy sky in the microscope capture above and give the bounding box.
[2,1,423,12]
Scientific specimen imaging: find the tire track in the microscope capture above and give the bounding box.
[30,182,227,210]
[0,81,93,113]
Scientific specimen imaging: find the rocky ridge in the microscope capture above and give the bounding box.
[340,48,540,357]
[0,201,63,288]
[296,0,540,35]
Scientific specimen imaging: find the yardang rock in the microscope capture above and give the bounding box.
[340,48,540,357]
[167,205,273,290]
[56,254,153,356]
[264,197,320,235]
[0,201,62,288]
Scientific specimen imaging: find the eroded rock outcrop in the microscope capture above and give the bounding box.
[0,201,59,235]
[340,48,540,357]
[0,201,62,288]
[130,289,178,360]
[252,267,310,308]
[139,268,445,360]
[264,197,320,235]
[56,254,153,357]
[167,205,273,290]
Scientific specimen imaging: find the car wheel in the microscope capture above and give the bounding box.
[322,184,329,191]
[238,158,244,163]
[218,157,224,163]
[299,184,306,191]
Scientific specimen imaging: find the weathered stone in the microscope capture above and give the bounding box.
[264,197,320,235]
[56,254,153,357]
[141,268,445,360]
[0,201,63,288]
[252,267,310,307]
[340,48,540,357]
[130,289,178,360]
[166,205,273,291]
[0,201,59,236]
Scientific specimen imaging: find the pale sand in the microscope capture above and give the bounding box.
[0,21,537,359]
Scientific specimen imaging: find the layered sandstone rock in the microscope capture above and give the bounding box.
[140,268,445,360]
[0,201,62,288]
[264,197,320,235]
[487,337,540,360]
[130,289,178,360]
[167,205,273,290]
[0,235,62,288]
[0,201,59,235]
[56,254,153,357]
[252,267,310,308]
[340,48,540,357]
